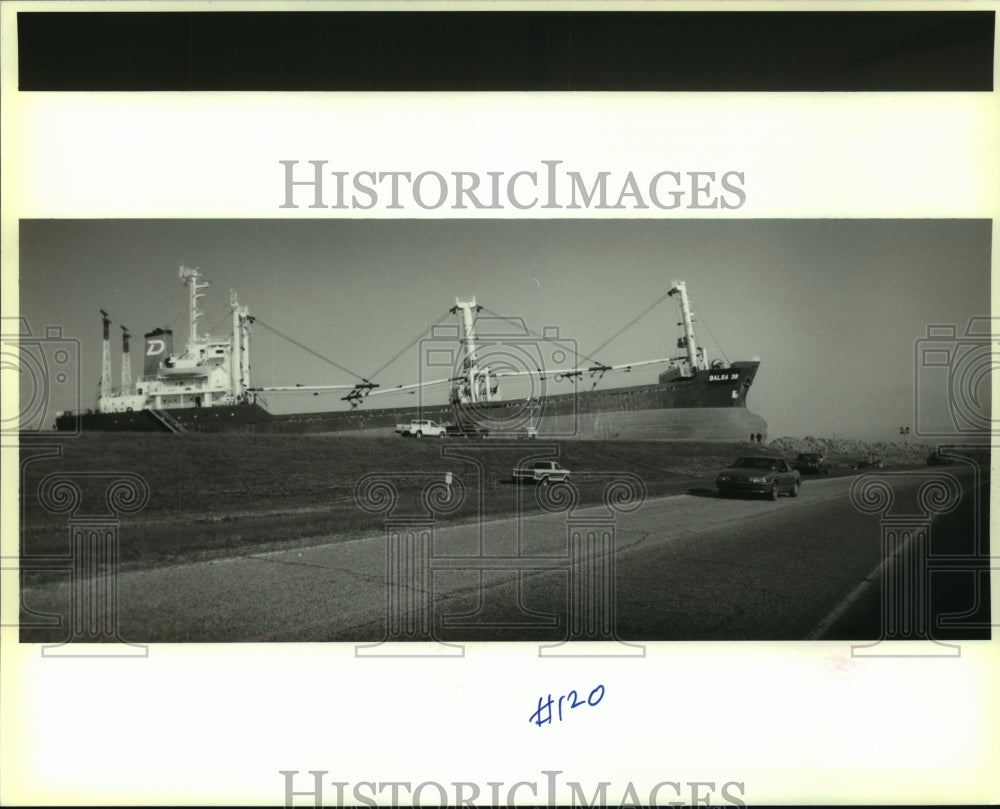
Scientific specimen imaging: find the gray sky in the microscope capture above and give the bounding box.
[17,219,991,440]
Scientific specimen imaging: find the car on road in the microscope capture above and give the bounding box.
[792,452,830,475]
[512,460,571,486]
[716,456,801,500]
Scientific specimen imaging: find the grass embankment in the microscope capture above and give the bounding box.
[18,433,934,574]
[19,434,748,572]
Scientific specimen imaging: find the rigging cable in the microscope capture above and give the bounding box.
[163,285,187,336]
[252,317,371,384]
[691,303,730,365]
[366,309,454,381]
[587,289,675,359]
[204,308,233,337]
[476,306,605,368]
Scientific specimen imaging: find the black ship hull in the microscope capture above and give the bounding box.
[56,361,767,440]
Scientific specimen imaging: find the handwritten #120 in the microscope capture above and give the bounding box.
[530,685,605,726]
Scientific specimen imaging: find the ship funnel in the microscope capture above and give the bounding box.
[144,328,173,377]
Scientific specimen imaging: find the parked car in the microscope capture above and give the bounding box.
[716,456,800,500]
[854,452,884,469]
[792,452,830,475]
[512,460,571,486]
[445,423,490,439]
[926,450,955,466]
[394,419,447,438]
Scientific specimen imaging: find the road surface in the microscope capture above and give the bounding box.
[19,465,986,643]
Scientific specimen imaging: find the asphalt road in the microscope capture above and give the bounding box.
[20,464,985,644]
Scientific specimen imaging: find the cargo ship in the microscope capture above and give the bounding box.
[54,266,767,440]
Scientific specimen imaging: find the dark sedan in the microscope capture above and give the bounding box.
[717,456,801,500]
[926,450,955,466]
[792,452,830,474]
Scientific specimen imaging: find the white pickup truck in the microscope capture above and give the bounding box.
[512,460,571,485]
[395,419,447,438]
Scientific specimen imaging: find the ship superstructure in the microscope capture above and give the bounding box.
[94,266,254,425]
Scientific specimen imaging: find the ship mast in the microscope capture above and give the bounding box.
[240,304,252,399]
[668,280,708,375]
[100,309,112,399]
[230,290,240,397]
[179,265,209,343]
[120,325,132,393]
[451,296,492,404]
[230,289,252,401]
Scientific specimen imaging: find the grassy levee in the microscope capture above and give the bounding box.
[19,433,754,574]
[18,433,934,576]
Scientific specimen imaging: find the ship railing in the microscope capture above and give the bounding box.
[102,386,136,398]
